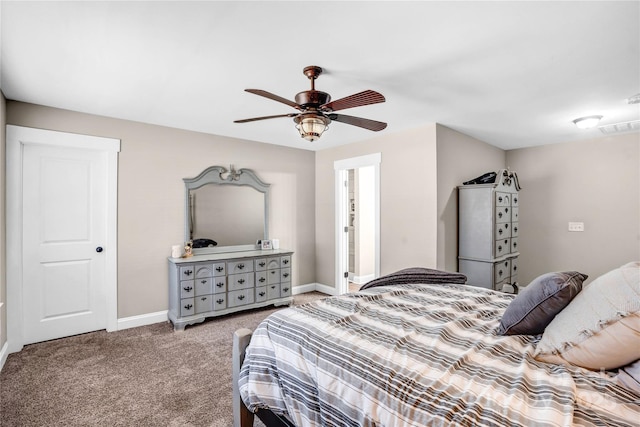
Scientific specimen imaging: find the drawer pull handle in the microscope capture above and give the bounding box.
[513,242,518,248]
[283,273,289,278]
[283,259,289,265]
[216,282,224,288]
[498,212,503,218]
[237,263,245,270]
[184,304,193,310]
[184,270,193,276]
[259,277,266,283]
[498,245,503,252]
[216,299,224,304]
[270,286,276,290]
[271,271,276,275]
[238,278,245,284]
[183,286,193,291]
[498,196,503,203]
[513,265,518,271]
[201,297,207,301]
[498,229,503,235]
[283,287,289,292]
[498,269,503,277]
[238,295,245,300]
[505,207,509,214]
[259,291,266,297]
[259,262,266,267]
[216,266,224,272]
[201,280,207,284]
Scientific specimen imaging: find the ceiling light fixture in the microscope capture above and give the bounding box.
[294,113,331,142]
[572,115,603,129]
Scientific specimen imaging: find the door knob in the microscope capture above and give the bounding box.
[96,247,104,253]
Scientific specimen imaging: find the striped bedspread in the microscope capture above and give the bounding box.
[239,283,640,426]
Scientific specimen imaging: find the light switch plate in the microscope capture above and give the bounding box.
[568,222,585,232]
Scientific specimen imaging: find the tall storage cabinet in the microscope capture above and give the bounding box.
[458,170,521,293]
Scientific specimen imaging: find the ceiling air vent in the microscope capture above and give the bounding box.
[598,120,640,135]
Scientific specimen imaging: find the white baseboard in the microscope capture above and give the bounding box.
[0,341,8,372]
[292,283,319,295]
[349,274,374,285]
[117,310,169,331]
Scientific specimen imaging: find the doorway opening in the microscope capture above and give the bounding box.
[334,153,380,295]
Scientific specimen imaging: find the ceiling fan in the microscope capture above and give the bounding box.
[234,66,387,142]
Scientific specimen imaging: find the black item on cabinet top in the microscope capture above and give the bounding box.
[192,238,217,248]
[463,171,497,185]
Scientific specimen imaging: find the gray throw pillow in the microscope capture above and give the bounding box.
[497,271,587,335]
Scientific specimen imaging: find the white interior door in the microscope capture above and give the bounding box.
[7,125,120,350]
[23,144,108,343]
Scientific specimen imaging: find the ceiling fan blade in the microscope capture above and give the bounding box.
[328,113,387,131]
[234,113,297,123]
[244,89,302,110]
[321,90,385,112]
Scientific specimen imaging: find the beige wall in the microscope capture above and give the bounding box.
[0,91,6,351]
[315,124,438,289]
[435,124,506,272]
[6,101,316,318]
[506,133,640,285]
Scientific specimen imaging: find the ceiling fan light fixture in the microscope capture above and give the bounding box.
[572,115,603,129]
[295,114,330,142]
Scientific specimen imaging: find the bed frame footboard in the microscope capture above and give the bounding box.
[233,328,255,427]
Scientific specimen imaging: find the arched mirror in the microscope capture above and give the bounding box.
[184,166,269,254]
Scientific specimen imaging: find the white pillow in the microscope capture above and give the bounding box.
[534,261,640,370]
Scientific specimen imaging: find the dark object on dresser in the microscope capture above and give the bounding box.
[463,171,497,185]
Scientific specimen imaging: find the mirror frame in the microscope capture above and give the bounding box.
[184,166,270,254]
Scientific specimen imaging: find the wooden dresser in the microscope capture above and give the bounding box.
[458,169,521,293]
[168,249,293,330]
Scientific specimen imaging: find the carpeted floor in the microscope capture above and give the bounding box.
[0,292,327,427]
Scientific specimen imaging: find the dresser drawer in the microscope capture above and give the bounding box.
[255,286,268,302]
[281,268,291,282]
[213,294,227,310]
[212,262,226,276]
[512,194,519,207]
[495,206,511,223]
[511,222,519,237]
[228,260,254,274]
[195,295,213,313]
[195,277,213,296]
[180,298,195,317]
[228,273,254,291]
[267,269,280,285]
[267,284,280,300]
[255,258,268,271]
[213,277,226,294]
[512,207,519,222]
[496,192,511,207]
[180,266,195,280]
[280,256,291,268]
[280,283,292,297]
[194,264,213,278]
[494,259,511,284]
[495,223,511,239]
[228,289,255,308]
[511,257,519,276]
[266,257,280,270]
[180,280,195,298]
[511,238,519,253]
[255,271,268,286]
[495,238,510,258]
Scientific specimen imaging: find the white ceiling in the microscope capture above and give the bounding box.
[1,1,638,151]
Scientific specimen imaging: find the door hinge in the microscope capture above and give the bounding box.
[344,272,349,278]
[344,226,348,232]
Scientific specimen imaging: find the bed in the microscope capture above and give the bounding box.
[233,266,640,427]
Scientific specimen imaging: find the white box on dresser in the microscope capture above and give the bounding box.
[168,249,293,330]
[458,169,521,293]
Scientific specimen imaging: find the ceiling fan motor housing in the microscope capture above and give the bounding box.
[295,90,331,109]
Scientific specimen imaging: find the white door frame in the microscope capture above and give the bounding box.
[334,153,381,294]
[6,125,120,354]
